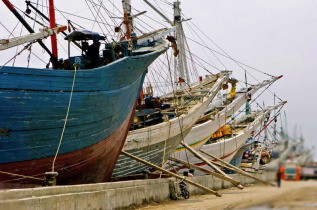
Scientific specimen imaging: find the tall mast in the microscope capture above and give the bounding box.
[2,0,57,67]
[122,0,132,39]
[48,0,58,66]
[143,0,190,88]
[173,1,190,89]
[143,0,173,25]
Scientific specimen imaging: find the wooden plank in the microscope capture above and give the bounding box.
[121,150,221,197]
[195,109,218,124]
[0,26,67,51]
[180,142,243,189]
[169,157,242,186]
[199,149,276,186]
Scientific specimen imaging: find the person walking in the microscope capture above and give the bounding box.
[276,167,282,188]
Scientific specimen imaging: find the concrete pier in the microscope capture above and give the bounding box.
[0,172,276,210]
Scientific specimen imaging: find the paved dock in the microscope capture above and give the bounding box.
[140,180,317,210]
[1,172,303,210]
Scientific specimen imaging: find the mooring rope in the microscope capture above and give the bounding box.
[160,121,171,178]
[52,64,78,172]
[0,170,44,181]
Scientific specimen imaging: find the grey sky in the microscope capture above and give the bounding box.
[178,0,317,159]
[1,0,316,160]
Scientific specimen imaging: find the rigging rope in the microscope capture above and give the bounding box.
[28,2,117,29]
[183,18,284,101]
[13,16,25,66]
[185,19,275,78]
[223,79,278,126]
[0,43,33,69]
[185,21,227,70]
[84,0,106,36]
[165,52,193,170]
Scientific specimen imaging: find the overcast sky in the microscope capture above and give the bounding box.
[178,0,317,160]
[134,0,317,160]
[1,0,316,160]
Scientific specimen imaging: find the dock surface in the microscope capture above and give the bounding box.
[140,180,317,210]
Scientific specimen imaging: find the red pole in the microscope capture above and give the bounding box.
[2,0,14,11]
[2,0,54,59]
[48,0,58,60]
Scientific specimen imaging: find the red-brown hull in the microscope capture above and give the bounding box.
[0,103,136,189]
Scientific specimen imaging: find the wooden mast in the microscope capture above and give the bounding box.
[173,1,190,89]
[2,0,55,64]
[143,0,190,91]
[48,0,58,68]
[122,0,132,39]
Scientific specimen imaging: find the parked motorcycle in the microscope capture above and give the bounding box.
[179,177,190,199]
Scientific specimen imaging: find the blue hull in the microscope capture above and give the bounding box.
[0,49,165,186]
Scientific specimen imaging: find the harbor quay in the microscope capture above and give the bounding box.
[141,180,317,210]
[0,171,276,210]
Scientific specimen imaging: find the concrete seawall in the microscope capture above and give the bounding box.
[0,172,276,210]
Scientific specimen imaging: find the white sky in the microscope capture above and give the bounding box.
[183,0,317,160]
[1,0,316,160]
